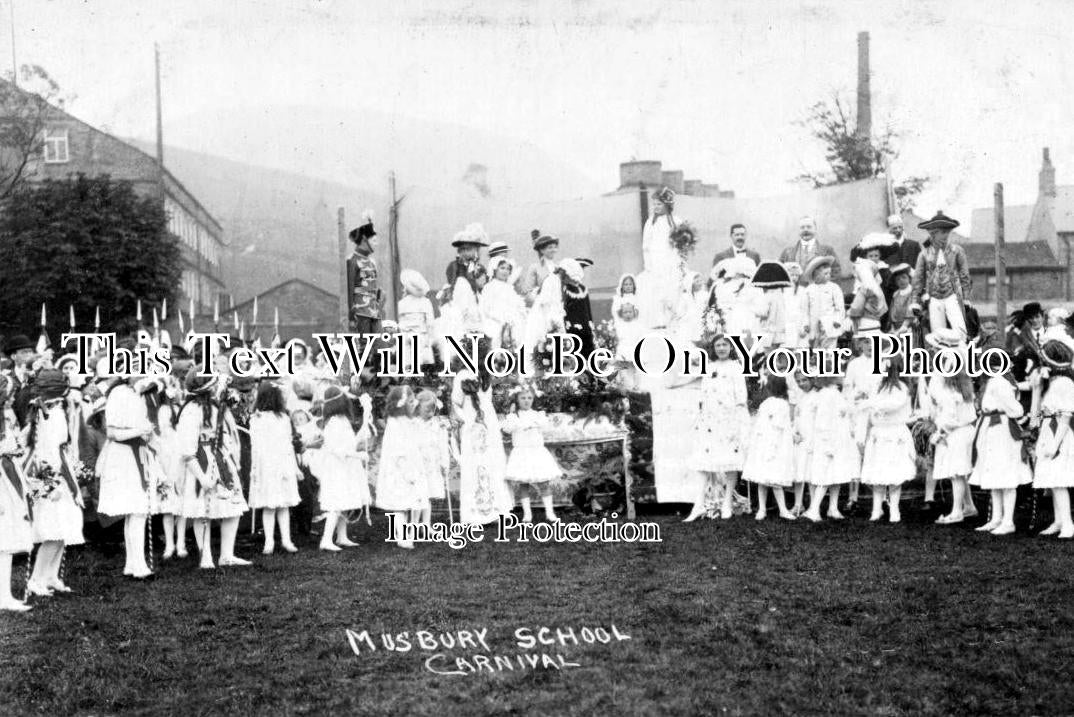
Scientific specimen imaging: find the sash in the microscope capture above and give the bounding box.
[1042,412,1074,459]
[115,436,149,493]
[57,448,83,507]
[195,441,236,493]
[971,411,1022,465]
[1,455,31,521]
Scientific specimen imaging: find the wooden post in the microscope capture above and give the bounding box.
[638,184,649,236]
[338,207,348,331]
[994,183,1006,341]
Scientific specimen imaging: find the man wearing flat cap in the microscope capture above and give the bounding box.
[346,210,382,334]
[911,211,971,338]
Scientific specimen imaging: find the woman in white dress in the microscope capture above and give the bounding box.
[452,364,512,526]
[522,268,565,370]
[24,369,84,596]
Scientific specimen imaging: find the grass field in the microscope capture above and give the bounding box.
[2,501,1074,716]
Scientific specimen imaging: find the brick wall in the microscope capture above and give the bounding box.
[968,268,1066,302]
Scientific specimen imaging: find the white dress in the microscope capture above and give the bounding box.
[844,355,882,447]
[638,213,685,329]
[927,378,977,480]
[1034,376,1074,489]
[96,385,154,517]
[523,272,564,360]
[398,294,436,368]
[414,416,451,500]
[0,429,32,554]
[502,410,562,484]
[306,416,371,512]
[861,383,916,486]
[374,416,428,511]
[248,412,301,509]
[25,403,85,545]
[151,403,184,516]
[793,388,819,484]
[807,385,859,485]
[480,278,526,350]
[969,378,1031,490]
[454,382,513,525]
[688,361,750,473]
[176,403,248,520]
[741,397,795,487]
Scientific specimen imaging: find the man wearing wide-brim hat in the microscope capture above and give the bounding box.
[911,211,971,339]
[4,334,36,428]
[516,229,559,307]
[346,209,382,335]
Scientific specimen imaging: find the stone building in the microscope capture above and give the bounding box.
[7,80,228,316]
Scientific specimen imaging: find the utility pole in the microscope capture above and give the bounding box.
[338,207,348,331]
[155,43,165,171]
[9,0,16,85]
[388,172,401,319]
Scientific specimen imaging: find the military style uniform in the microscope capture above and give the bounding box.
[347,250,382,334]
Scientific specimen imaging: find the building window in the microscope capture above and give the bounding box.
[43,128,69,163]
[985,275,1012,301]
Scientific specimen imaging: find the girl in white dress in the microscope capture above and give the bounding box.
[502,384,562,523]
[925,362,978,525]
[375,385,427,549]
[397,269,437,369]
[413,390,451,527]
[176,372,249,569]
[670,271,707,347]
[861,359,916,523]
[804,376,858,522]
[789,370,817,516]
[1034,339,1074,538]
[452,367,513,526]
[249,382,302,554]
[155,377,187,559]
[969,364,1031,536]
[306,386,372,551]
[742,376,796,520]
[685,335,750,521]
[481,257,526,351]
[0,383,32,611]
[24,369,84,596]
[844,333,883,507]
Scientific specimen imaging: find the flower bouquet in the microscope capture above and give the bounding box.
[669,221,698,262]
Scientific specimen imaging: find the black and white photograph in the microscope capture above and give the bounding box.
[2,1,1074,714]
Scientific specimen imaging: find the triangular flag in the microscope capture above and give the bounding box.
[178,309,186,335]
[94,307,101,331]
[252,296,259,325]
[40,303,46,327]
[161,298,168,322]
[136,299,143,324]
[36,332,48,354]
[152,307,160,337]
[69,305,76,330]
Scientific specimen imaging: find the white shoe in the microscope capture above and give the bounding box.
[778,511,797,521]
[397,540,415,550]
[1040,523,1061,536]
[262,545,275,555]
[1059,526,1074,540]
[45,579,73,593]
[25,580,53,597]
[320,543,342,552]
[990,524,1015,536]
[176,547,189,559]
[336,537,360,547]
[976,521,1001,532]
[0,599,31,612]
[281,543,298,553]
[754,511,766,521]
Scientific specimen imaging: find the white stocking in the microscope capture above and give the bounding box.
[888,485,903,522]
[126,514,150,575]
[176,516,189,554]
[541,492,558,522]
[261,509,277,552]
[162,514,176,556]
[277,508,294,549]
[320,512,339,550]
[220,517,240,561]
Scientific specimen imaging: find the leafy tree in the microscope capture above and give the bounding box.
[0,65,71,201]
[0,174,181,339]
[794,91,929,212]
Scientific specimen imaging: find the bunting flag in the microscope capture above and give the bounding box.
[271,306,281,348]
[36,303,48,353]
[69,305,76,330]
[94,306,101,331]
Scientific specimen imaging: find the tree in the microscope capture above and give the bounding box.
[0,65,71,201]
[794,91,929,212]
[0,174,181,339]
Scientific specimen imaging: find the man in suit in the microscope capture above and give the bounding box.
[779,216,841,285]
[712,223,762,267]
[345,211,382,335]
[4,335,36,428]
[882,214,922,302]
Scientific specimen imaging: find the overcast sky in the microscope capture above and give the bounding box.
[9,0,1074,231]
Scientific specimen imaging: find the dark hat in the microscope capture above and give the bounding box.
[532,231,558,252]
[348,210,376,244]
[488,242,510,258]
[184,366,219,395]
[751,262,792,288]
[1021,302,1044,319]
[917,211,960,231]
[229,375,258,392]
[33,368,68,402]
[4,334,33,355]
[576,257,594,269]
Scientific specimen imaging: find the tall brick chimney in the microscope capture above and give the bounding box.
[856,31,871,140]
[1040,147,1057,198]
